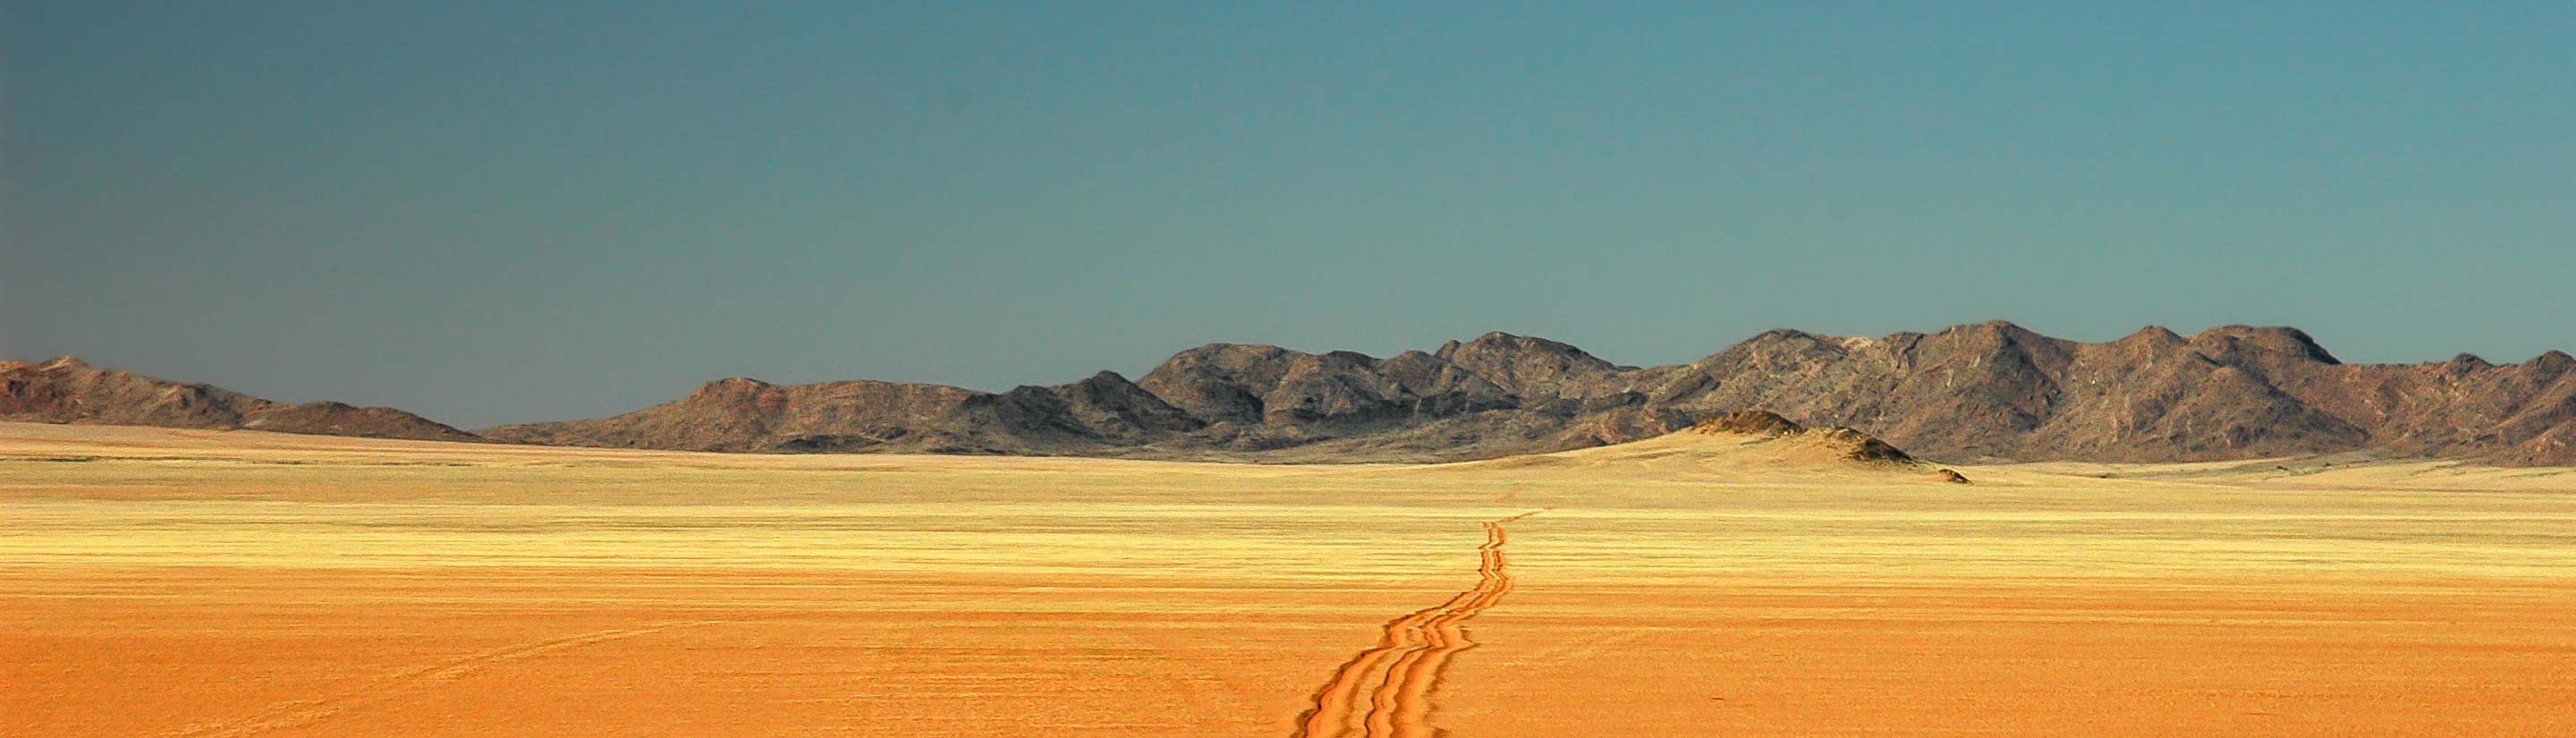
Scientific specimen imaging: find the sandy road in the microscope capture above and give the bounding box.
[1296,512,1540,738]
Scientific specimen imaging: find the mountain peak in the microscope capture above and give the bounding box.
[1437,331,1592,358]
[1936,320,2039,337]
[692,377,777,394]
[1433,331,1620,397]
[2122,326,2188,344]
[1975,320,2063,344]
[2190,325,2342,366]
[1749,327,1821,342]
[2531,350,2576,372]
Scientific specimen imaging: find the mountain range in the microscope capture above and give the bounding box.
[0,356,479,443]
[10,322,2573,465]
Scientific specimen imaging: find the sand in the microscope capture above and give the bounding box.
[4,421,2573,736]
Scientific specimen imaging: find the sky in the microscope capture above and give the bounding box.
[5,2,2572,429]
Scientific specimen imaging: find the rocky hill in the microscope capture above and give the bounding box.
[472,323,2576,465]
[1427,409,1970,483]
[477,371,1205,454]
[0,357,481,443]
[1687,409,1919,465]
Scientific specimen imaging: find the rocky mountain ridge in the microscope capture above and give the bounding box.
[475,322,2576,465]
[12,321,2572,465]
[1,356,480,443]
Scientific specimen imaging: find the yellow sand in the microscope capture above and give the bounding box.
[4,421,2572,737]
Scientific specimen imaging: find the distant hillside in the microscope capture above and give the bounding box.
[0,357,482,443]
[476,322,2576,466]
[1430,410,1969,483]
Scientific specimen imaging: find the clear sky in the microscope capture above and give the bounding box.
[5,2,2572,428]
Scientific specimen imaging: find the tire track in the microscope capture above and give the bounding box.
[164,619,723,738]
[1294,511,1541,738]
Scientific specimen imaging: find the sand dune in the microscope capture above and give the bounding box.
[5,421,2575,736]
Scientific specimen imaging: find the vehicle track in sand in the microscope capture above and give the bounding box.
[1292,511,1542,738]
[161,620,724,738]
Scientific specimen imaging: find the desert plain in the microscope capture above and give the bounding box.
[5,420,2575,737]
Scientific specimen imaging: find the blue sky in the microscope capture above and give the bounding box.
[5,2,2572,428]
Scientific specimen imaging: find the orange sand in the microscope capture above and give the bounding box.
[4,422,2574,736]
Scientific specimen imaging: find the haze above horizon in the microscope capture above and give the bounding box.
[6,3,2572,428]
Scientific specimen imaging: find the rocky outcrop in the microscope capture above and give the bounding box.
[0,357,480,442]
[1690,410,1915,464]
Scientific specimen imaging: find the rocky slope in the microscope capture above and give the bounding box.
[476,323,2576,465]
[1686,410,1919,465]
[1423,409,1967,483]
[0,357,481,443]
[478,371,1205,454]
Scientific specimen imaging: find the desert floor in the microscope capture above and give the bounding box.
[5,421,2574,737]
